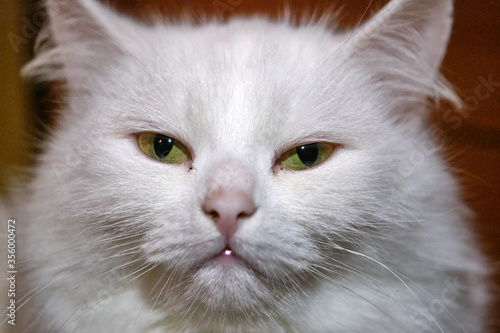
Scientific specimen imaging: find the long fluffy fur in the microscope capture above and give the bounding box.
[3,0,489,332]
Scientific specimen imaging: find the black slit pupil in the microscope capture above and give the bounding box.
[154,134,175,159]
[297,143,319,167]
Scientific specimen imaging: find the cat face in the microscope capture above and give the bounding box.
[27,0,459,327]
[57,20,396,313]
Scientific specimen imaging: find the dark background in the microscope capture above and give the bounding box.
[1,0,498,330]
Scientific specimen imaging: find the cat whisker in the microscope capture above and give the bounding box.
[57,259,151,332]
[11,245,143,319]
[327,242,446,332]
[132,268,170,332]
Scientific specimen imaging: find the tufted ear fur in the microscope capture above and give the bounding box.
[342,0,458,106]
[23,0,140,87]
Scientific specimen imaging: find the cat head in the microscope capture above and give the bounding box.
[26,0,457,328]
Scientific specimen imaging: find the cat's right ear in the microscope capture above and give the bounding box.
[23,0,140,85]
[340,0,459,108]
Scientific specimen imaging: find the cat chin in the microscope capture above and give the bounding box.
[175,266,294,331]
[139,263,274,328]
[144,247,299,317]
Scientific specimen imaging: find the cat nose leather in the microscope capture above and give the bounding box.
[203,190,256,238]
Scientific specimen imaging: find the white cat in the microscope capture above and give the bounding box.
[3,0,490,332]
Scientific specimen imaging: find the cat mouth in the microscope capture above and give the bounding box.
[214,245,238,261]
[210,245,255,270]
[196,243,263,276]
[221,247,233,256]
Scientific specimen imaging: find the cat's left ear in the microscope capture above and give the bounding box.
[24,0,141,84]
[47,0,135,50]
[342,0,458,104]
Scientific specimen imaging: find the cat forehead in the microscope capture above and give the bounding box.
[110,19,362,148]
[150,18,342,64]
[136,18,348,95]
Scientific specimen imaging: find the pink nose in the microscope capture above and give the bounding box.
[203,190,256,239]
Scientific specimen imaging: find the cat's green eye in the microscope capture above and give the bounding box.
[137,133,190,164]
[278,142,335,171]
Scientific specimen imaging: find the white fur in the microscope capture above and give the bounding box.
[4,0,489,332]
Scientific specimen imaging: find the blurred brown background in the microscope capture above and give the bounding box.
[1,0,499,330]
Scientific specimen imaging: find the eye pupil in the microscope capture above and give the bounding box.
[278,142,335,171]
[154,134,175,159]
[296,143,319,167]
